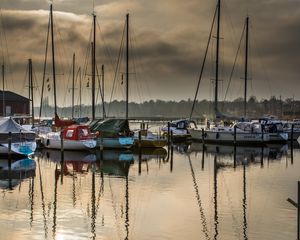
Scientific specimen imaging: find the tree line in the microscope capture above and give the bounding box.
[36,96,300,120]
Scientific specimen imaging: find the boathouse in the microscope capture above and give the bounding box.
[0,90,30,116]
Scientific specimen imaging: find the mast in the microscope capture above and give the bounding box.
[79,67,82,116]
[50,4,57,116]
[214,0,221,118]
[72,53,75,118]
[2,64,5,116]
[244,16,249,117]
[29,59,34,126]
[39,14,50,120]
[101,64,105,119]
[92,14,96,120]
[126,13,129,120]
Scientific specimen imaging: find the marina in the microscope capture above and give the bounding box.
[0,0,299,239]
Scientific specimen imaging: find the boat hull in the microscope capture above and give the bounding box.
[0,141,36,156]
[40,133,96,150]
[189,128,268,145]
[96,137,134,149]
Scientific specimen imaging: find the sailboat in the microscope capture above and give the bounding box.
[188,2,287,144]
[39,4,96,150]
[89,13,134,149]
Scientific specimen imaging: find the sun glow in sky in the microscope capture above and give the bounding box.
[0,0,299,107]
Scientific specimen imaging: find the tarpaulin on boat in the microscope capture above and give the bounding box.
[0,117,36,142]
[89,118,131,137]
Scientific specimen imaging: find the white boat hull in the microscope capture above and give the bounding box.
[40,133,96,150]
[189,128,268,144]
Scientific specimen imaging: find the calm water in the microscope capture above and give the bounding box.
[0,142,299,240]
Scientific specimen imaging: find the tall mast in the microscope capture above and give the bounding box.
[126,13,129,120]
[2,64,5,116]
[29,59,34,126]
[50,4,57,116]
[214,0,221,118]
[101,64,105,119]
[92,14,96,120]
[39,13,50,119]
[79,68,82,116]
[244,17,249,117]
[72,53,75,118]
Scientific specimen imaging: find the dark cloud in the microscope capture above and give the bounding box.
[0,0,299,105]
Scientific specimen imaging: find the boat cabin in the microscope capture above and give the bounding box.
[170,119,197,130]
[63,125,95,140]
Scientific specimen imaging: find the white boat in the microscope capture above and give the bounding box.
[189,122,267,144]
[90,119,134,149]
[258,118,289,142]
[161,119,197,141]
[0,117,37,156]
[283,121,300,140]
[40,125,96,150]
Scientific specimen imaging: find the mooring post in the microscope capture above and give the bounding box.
[167,122,170,145]
[60,129,64,158]
[261,124,264,142]
[8,132,12,176]
[201,128,204,144]
[8,131,12,160]
[287,181,300,239]
[291,124,294,143]
[201,143,205,170]
[100,137,104,151]
[261,146,264,168]
[234,144,237,169]
[138,130,142,148]
[171,130,173,144]
[138,130,142,175]
[234,125,237,145]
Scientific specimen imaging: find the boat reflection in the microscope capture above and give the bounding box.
[188,142,288,168]
[0,158,36,190]
[187,142,290,240]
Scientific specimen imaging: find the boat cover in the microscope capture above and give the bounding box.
[89,119,131,137]
[0,117,36,142]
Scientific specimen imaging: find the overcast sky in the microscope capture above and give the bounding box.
[0,0,299,107]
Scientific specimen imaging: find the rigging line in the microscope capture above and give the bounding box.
[40,13,51,119]
[23,64,29,93]
[130,29,144,103]
[223,22,245,102]
[83,22,93,82]
[55,26,71,110]
[33,70,41,117]
[0,8,4,62]
[0,8,15,90]
[95,64,100,111]
[96,20,115,73]
[95,65,106,117]
[75,67,82,115]
[250,20,272,97]
[107,21,126,116]
[187,154,211,240]
[189,4,218,120]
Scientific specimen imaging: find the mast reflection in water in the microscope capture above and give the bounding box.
[0,142,298,240]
